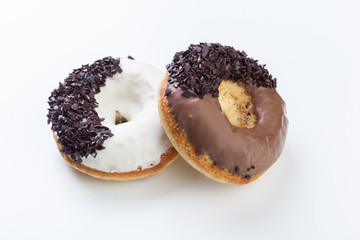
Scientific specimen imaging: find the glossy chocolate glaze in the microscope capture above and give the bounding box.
[166,83,288,178]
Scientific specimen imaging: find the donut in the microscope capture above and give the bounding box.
[159,43,288,184]
[47,56,178,180]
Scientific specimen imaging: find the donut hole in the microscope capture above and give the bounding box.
[115,110,128,125]
[93,67,152,126]
[218,80,257,128]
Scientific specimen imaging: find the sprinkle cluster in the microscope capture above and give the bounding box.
[47,57,123,164]
[166,43,276,98]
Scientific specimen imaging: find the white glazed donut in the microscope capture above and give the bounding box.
[48,56,178,180]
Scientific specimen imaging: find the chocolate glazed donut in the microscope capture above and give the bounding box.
[159,43,288,184]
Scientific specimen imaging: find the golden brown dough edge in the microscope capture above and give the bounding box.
[158,72,264,185]
[53,134,178,181]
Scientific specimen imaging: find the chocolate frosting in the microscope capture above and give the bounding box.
[167,83,288,179]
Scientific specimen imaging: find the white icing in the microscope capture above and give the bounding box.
[81,58,172,173]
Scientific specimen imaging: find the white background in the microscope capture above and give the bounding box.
[1,0,359,239]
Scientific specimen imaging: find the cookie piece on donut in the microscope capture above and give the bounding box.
[159,43,288,184]
[48,56,177,180]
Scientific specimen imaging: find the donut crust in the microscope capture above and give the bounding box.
[158,72,263,185]
[54,134,178,181]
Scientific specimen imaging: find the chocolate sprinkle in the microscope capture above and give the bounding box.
[128,55,135,60]
[182,90,197,98]
[166,43,276,98]
[47,56,123,164]
[164,88,171,96]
